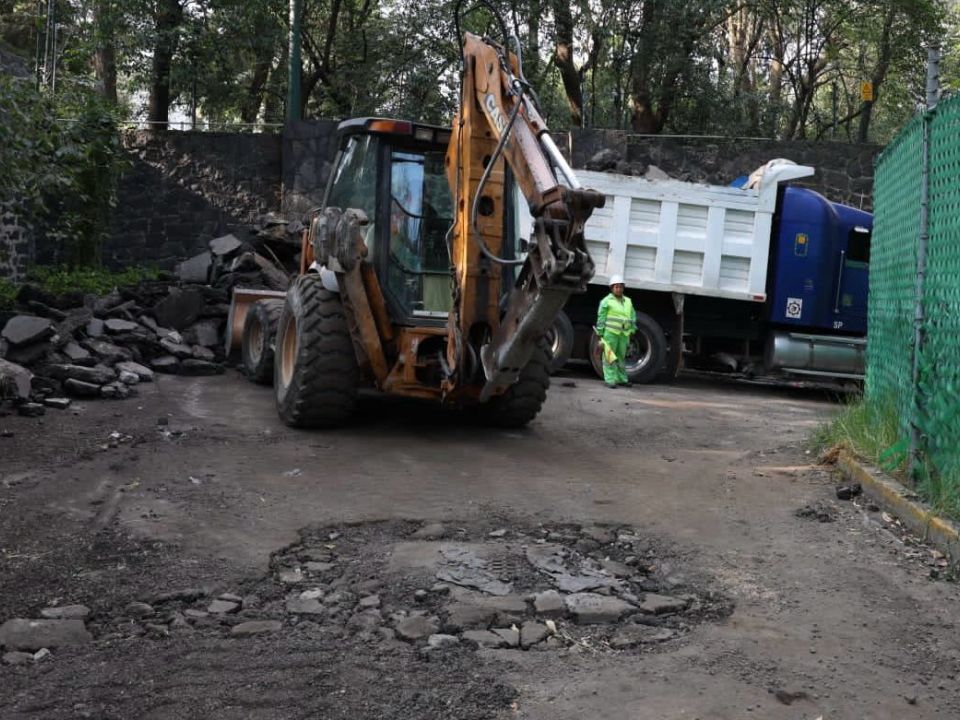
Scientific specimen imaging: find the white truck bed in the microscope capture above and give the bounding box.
[519,164,815,302]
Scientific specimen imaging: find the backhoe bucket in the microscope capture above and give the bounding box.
[225,288,288,355]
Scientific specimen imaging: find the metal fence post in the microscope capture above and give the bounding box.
[909,47,940,479]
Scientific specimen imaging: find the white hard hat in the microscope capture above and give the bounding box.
[609,274,624,287]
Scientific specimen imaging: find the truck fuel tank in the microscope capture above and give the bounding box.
[765,330,865,380]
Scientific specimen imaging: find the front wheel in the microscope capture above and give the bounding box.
[589,312,667,384]
[480,339,551,428]
[274,275,359,428]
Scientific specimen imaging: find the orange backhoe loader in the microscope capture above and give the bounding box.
[228,2,603,428]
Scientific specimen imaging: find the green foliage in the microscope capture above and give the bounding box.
[25,265,159,297]
[0,278,17,311]
[812,395,905,471]
[813,396,960,521]
[0,76,127,267]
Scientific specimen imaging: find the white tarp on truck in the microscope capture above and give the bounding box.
[518,162,815,302]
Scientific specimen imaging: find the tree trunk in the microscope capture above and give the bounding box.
[147,0,184,129]
[858,8,896,143]
[241,56,273,123]
[93,1,117,103]
[551,0,583,127]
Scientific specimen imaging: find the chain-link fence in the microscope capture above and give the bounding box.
[868,91,960,495]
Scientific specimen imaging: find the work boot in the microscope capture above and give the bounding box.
[605,383,617,389]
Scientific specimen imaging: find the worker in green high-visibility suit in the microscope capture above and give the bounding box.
[595,275,636,388]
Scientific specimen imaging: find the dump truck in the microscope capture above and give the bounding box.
[527,163,873,383]
[226,4,604,428]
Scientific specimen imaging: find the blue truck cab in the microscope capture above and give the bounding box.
[768,187,872,335]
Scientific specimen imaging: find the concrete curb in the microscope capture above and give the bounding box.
[837,449,960,563]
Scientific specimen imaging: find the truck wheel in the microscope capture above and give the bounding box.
[482,339,551,428]
[242,299,284,384]
[274,275,359,428]
[589,312,667,385]
[544,310,574,373]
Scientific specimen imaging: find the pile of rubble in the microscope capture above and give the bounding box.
[0,222,297,417]
[1,520,732,667]
[584,148,674,180]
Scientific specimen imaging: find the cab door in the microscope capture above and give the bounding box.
[832,225,870,334]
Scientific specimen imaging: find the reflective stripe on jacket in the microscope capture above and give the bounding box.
[597,293,636,336]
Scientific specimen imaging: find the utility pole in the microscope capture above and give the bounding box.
[286,0,302,122]
[909,46,941,480]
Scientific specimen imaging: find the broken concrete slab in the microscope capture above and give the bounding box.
[179,359,224,376]
[492,627,519,648]
[5,341,51,366]
[209,233,243,257]
[150,356,180,374]
[582,527,616,545]
[436,544,514,596]
[285,597,325,615]
[125,602,155,617]
[636,593,688,615]
[427,633,460,649]
[62,341,93,364]
[207,599,239,614]
[101,381,132,399]
[115,361,154,382]
[17,403,45,417]
[2,650,35,665]
[81,339,131,364]
[411,523,447,540]
[191,346,215,362]
[153,287,205,331]
[520,621,551,649]
[85,318,105,338]
[462,630,508,648]
[39,605,90,620]
[2,316,54,347]
[43,397,71,410]
[231,620,282,636]
[609,625,676,649]
[532,590,566,619]
[395,615,439,642]
[564,593,635,625]
[176,252,213,284]
[0,358,32,400]
[160,337,195,359]
[104,318,140,334]
[0,618,92,651]
[64,379,101,397]
[183,319,221,348]
[118,370,140,385]
[644,164,671,181]
[526,544,618,593]
[46,363,116,385]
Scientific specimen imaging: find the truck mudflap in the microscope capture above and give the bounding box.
[765,330,865,380]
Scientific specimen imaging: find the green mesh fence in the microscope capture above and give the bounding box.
[868,94,960,493]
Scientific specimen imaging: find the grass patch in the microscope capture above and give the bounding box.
[811,396,904,469]
[0,277,17,310]
[813,396,960,521]
[25,265,160,296]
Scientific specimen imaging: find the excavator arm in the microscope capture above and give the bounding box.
[444,29,604,401]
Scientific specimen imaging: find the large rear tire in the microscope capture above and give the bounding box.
[482,339,551,428]
[589,311,667,385]
[274,275,359,428]
[242,299,284,384]
[544,310,574,374]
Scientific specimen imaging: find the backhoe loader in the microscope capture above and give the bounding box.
[229,3,603,428]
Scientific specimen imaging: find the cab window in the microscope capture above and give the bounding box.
[386,149,453,316]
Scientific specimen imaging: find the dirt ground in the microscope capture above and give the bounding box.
[2,365,959,720]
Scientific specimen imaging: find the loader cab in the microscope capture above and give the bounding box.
[323,118,521,327]
[323,119,455,325]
